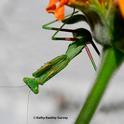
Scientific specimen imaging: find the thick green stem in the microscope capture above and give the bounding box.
[75,47,124,124]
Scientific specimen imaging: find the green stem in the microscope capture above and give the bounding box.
[75,47,124,124]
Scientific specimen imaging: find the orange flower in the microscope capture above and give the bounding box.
[46,0,69,20]
[117,0,124,17]
[46,0,109,20]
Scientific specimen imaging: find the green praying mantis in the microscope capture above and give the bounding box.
[23,7,124,124]
[23,9,100,94]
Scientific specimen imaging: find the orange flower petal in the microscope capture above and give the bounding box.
[118,0,124,17]
[55,6,65,20]
[60,0,69,5]
[54,0,68,20]
[68,0,89,7]
[46,0,58,13]
[46,0,69,20]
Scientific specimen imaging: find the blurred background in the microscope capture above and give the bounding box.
[0,0,124,124]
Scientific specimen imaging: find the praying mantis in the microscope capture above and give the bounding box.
[23,9,100,94]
